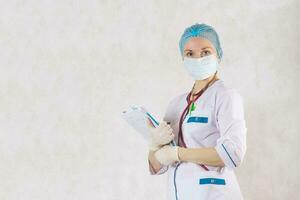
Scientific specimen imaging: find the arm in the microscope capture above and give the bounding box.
[148,150,165,174]
[147,121,172,175]
[178,147,225,167]
[155,89,246,168]
[214,89,247,169]
[147,94,188,174]
[147,96,180,175]
[165,89,246,168]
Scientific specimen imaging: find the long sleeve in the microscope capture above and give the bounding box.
[147,102,172,176]
[214,89,247,170]
[148,160,169,175]
[148,94,183,175]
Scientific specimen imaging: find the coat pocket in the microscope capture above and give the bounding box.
[197,170,230,200]
[182,112,213,141]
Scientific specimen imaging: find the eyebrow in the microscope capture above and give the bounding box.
[184,47,212,52]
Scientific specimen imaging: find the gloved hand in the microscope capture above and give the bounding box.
[146,119,175,151]
[154,145,180,166]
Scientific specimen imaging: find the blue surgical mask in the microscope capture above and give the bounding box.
[183,54,219,80]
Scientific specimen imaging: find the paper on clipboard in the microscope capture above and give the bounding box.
[121,105,176,146]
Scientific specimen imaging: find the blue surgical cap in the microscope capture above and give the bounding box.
[179,23,223,60]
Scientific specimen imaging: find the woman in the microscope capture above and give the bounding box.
[147,23,247,199]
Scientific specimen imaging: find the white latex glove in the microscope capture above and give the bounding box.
[146,119,175,151]
[154,145,180,166]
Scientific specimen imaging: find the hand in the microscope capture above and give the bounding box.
[154,145,180,166]
[146,120,175,151]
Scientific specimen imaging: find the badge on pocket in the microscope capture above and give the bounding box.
[187,116,209,123]
[199,178,226,185]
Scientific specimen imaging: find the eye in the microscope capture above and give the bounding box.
[185,52,193,57]
[201,50,211,56]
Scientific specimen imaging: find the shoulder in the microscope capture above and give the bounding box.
[214,80,244,104]
[214,81,245,118]
[166,92,188,110]
[169,92,188,104]
[163,92,188,118]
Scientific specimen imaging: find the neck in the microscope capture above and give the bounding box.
[192,74,219,95]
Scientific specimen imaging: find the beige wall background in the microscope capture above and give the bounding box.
[0,0,299,199]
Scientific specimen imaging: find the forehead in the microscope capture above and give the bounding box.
[183,37,214,51]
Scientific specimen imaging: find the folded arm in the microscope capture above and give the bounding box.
[178,147,225,167]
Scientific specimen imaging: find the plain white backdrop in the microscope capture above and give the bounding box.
[0,0,299,199]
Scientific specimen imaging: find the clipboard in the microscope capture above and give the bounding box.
[121,105,176,146]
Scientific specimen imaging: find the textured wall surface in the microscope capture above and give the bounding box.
[0,0,299,199]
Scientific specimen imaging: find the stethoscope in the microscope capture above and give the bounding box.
[172,72,219,200]
[178,71,219,170]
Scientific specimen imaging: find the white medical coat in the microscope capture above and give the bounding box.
[149,79,247,200]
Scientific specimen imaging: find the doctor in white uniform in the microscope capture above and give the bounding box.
[147,23,247,200]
